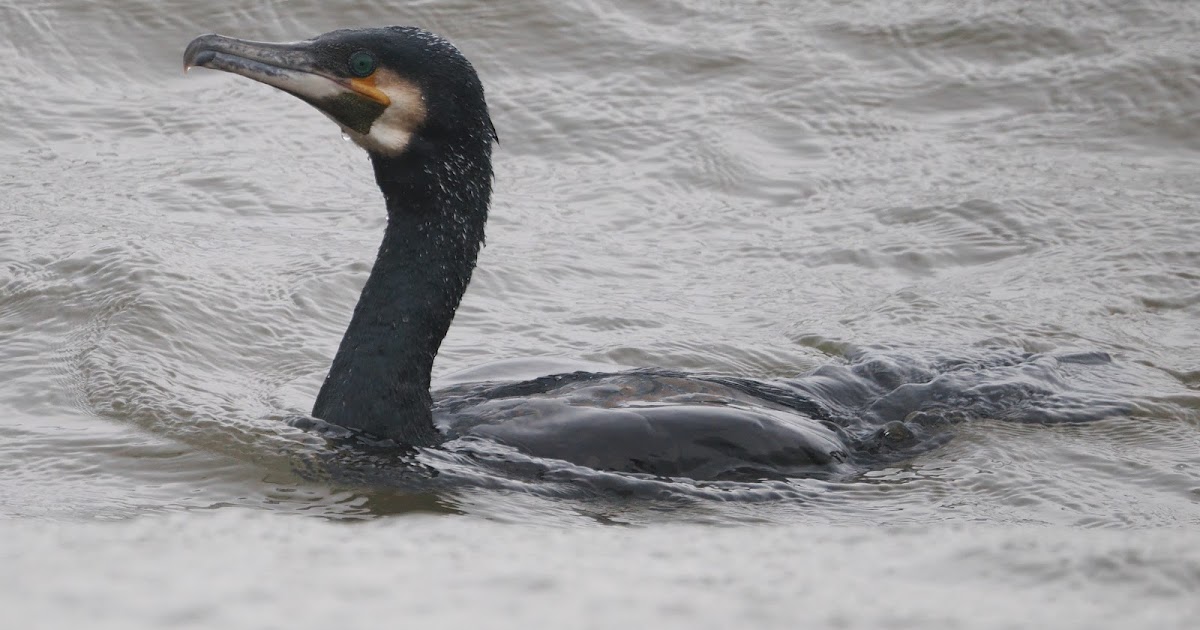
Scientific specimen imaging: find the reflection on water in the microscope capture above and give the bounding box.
[1,0,1199,626]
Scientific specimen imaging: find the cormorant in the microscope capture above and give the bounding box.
[182,26,859,480]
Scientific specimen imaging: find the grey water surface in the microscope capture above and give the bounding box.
[2,0,1199,628]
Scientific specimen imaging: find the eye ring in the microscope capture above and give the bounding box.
[348,51,376,77]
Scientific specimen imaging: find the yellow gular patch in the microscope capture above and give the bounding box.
[348,75,391,106]
[344,69,428,156]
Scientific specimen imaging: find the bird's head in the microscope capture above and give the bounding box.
[184,27,497,157]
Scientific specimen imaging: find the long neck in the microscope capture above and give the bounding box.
[312,136,491,445]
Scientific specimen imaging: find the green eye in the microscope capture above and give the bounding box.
[348,51,375,77]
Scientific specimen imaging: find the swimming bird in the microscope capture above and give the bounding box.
[182,26,934,480]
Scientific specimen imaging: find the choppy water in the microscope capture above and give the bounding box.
[2,0,1199,627]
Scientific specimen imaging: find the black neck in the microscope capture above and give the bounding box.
[311,134,491,445]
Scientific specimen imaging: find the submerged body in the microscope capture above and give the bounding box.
[438,370,848,480]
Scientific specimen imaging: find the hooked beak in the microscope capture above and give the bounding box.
[183,34,389,134]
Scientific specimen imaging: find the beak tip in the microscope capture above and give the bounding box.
[183,34,222,73]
